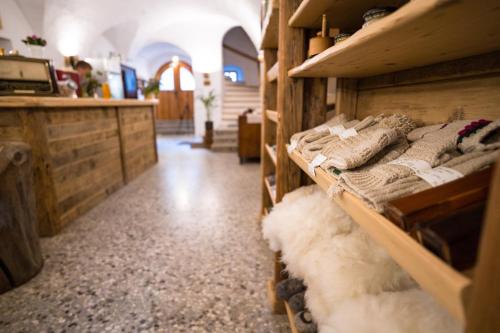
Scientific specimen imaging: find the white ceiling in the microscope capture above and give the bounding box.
[11,0,261,74]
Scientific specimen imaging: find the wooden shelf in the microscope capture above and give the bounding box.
[289,0,500,78]
[265,144,277,166]
[267,279,286,314]
[267,61,279,82]
[284,302,299,333]
[261,0,279,49]
[266,110,279,123]
[265,177,277,206]
[289,0,406,30]
[288,148,471,324]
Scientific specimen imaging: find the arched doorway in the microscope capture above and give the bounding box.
[155,58,195,121]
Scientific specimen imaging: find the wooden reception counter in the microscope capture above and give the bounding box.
[0,97,158,236]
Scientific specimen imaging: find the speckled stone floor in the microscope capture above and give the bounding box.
[0,136,288,333]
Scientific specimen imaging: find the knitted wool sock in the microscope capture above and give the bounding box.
[289,113,346,153]
[321,114,416,170]
[288,291,306,313]
[295,311,318,333]
[276,278,307,301]
[336,120,470,195]
[458,119,500,153]
[340,149,499,211]
[301,117,375,162]
[407,124,444,142]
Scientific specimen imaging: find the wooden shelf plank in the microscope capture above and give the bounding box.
[261,0,280,49]
[267,279,286,314]
[265,144,277,166]
[288,148,471,324]
[265,177,277,206]
[289,0,406,29]
[267,61,279,82]
[284,301,299,333]
[266,109,278,123]
[289,0,500,78]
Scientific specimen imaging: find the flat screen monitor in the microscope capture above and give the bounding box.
[121,64,138,99]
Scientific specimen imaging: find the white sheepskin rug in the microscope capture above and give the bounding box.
[261,185,354,278]
[302,227,416,325]
[320,289,462,333]
[261,186,457,332]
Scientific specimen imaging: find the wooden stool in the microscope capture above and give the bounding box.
[0,142,43,294]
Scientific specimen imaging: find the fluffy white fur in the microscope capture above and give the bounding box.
[301,228,416,325]
[262,185,353,272]
[320,289,462,333]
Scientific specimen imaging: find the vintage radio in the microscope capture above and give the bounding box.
[0,56,58,96]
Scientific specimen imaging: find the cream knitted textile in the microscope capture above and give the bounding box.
[320,114,416,170]
[337,120,470,194]
[406,124,444,142]
[289,113,347,153]
[458,119,500,153]
[301,116,376,162]
[339,150,499,211]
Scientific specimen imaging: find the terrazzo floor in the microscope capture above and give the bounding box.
[0,136,289,333]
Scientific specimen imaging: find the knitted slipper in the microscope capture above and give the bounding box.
[295,311,318,333]
[288,291,306,313]
[342,149,500,211]
[276,278,306,301]
[290,113,346,153]
[321,114,416,170]
[407,123,444,142]
[458,119,500,153]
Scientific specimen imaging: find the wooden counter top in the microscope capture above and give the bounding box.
[0,96,158,108]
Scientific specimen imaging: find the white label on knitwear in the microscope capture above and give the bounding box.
[287,140,298,154]
[314,124,329,133]
[339,127,358,140]
[308,154,327,176]
[329,125,346,136]
[388,158,432,172]
[415,167,464,187]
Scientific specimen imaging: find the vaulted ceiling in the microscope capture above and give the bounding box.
[12,0,261,74]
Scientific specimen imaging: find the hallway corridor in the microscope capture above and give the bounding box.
[0,137,288,333]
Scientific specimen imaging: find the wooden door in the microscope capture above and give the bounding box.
[155,61,194,120]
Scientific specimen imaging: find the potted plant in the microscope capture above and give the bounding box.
[199,90,217,131]
[81,71,103,98]
[143,79,160,99]
[22,35,47,58]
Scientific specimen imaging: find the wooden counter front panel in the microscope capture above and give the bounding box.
[117,107,157,182]
[0,103,157,236]
[46,108,125,229]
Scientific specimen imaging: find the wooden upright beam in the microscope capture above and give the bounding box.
[466,158,500,332]
[335,78,358,120]
[276,0,305,202]
[260,50,278,215]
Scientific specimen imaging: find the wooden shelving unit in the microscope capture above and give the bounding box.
[288,149,471,322]
[289,0,500,78]
[264,177,277,205]
[261,0,280,49]
[265,144,277,166]
[266,109,278,123]
[267,62,279,82]
[261,0,500,331]
[284,302,299,333]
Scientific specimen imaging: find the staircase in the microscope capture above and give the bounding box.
[156,120,195,135]
[212,80,261,152]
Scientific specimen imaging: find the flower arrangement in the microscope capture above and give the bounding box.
[143,79,160,97]
[22,35,47,47]
[198,90,217,122]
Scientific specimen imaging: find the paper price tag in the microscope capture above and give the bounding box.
[287,140,298,154]
[329,125,346,136]
[415,167,464,187]
[308,154,327,176]
[339,128,358,140]
[388,158,432,172]
[314,124,329,133]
